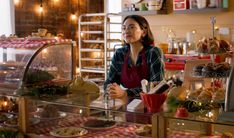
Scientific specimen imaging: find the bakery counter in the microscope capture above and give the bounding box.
[24,104,234,138]
[29,114,140,138]
[157,109,234,137]
[18,97,153,138]
[1,93,234,138]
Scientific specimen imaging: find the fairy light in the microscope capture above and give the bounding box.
[14,0,20,5]
[192,30,196,34]
[38,0,43,14]
[4,101,7,106]
[76,67,80,75]
[96,52,101,58]
[71,13,77,21]
[80,32,84,37]
[39,4,43,13]
[3,101,7,107]
[206,111,214,118]
[42,49,47,54]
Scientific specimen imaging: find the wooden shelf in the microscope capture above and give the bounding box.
[80,49,103,52]
[80,31,103,34]
[80,21,103,25]
[82,40,105,43]
[173,8,228,14]
[81,58,103,61]
[119,10,167,16]
[80,68,105,73]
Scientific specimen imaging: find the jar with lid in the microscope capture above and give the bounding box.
[167,38,174,54]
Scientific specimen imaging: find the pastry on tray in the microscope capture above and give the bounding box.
[50,127,88,137]
[187,88,202,100]
[202,63,215,77]
[135,125,152,137]
[40,105,60,118]
[207,39,220,54]
[24,69,54,85]
[187,87,225,103]
[196,37,232,54]
[197,90,212,102]
[212,88,225,102]
[193,62,231,77]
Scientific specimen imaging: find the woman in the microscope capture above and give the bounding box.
[104,15,165,101]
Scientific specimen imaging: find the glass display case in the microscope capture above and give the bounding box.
[0,38,74,95]
[4,94,234,138]
[0,38,234,138]
[158,111,234,138]
[0,37,77,137]
[22,98,153,138]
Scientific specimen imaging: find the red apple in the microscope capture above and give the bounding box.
[175,107,189,118]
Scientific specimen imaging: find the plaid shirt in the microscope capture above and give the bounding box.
[104,45,165,97]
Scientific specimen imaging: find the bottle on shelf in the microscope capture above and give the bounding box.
[222,0,229,8]
[148,80,174,94]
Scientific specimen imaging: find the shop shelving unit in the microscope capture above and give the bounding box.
[78,13,122,84]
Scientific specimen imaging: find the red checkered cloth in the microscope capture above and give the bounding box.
[0,38,72,48]
[168,130,222,138]
[168,130,201,138]
[30,115,139,138]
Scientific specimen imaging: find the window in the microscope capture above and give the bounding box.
[105,0,122,51]
[106,0,121,13]
[0,0,15,36]
[0,0,15,62]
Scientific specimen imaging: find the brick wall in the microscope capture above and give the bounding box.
[14,0,104,40]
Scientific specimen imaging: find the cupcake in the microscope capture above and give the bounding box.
[197,91,212,102]
[208,39,220,54]
[219,40,231,52]
[215,62,231,77]
[197,41,208,53]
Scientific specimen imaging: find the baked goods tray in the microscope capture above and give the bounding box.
[191,71,230,78]
[186,97,224,104]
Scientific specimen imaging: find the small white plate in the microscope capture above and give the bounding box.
[50,127,88,138]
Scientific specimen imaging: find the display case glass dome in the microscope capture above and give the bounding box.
[0,37,74,95]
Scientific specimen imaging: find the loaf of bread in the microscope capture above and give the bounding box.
[68,77,100,102]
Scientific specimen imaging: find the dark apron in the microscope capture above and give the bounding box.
[120,48,149,89]
[120,48,151,124]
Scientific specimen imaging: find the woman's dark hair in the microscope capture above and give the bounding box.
[122,15,154,46]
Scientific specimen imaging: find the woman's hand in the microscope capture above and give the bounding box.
[107,83,127,99]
